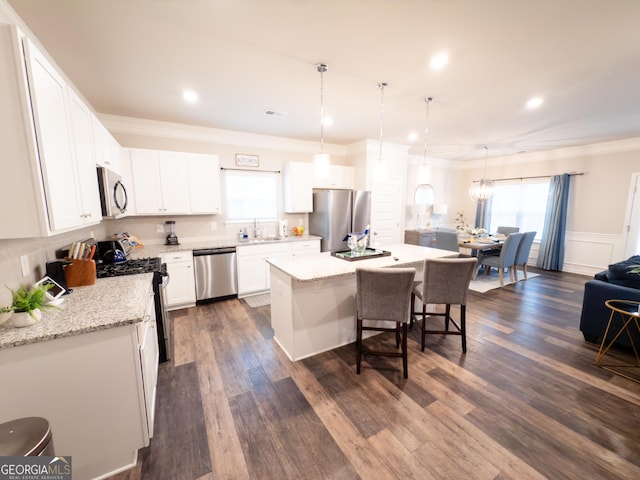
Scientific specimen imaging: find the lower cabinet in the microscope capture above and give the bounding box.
[237,243,291,297]
[237,240,320,297]
[161,251,196,310]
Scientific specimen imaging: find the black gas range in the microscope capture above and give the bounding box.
[97,256,170,363]
[96,257,165,278]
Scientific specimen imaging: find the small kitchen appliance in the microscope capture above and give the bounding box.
[165,221,179,245]
[45,260,72,294]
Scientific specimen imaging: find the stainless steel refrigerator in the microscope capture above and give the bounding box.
[309,189,372,252]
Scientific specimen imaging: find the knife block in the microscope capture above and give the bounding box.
[64,258,96,287]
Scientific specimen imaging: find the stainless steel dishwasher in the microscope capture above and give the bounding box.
[193,247,238,302]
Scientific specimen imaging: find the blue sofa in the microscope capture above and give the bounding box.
[579,256,640,346]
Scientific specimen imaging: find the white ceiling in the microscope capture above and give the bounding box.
[7,0,640,161]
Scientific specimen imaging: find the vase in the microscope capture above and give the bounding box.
[0,311,13,327]
[11,309,41,328]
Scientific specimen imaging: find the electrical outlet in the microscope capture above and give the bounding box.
[156,224,164,233]
[20,254,30,277]
[211,222,217,231]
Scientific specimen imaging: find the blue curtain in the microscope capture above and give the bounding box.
[474,196,492,230]
[537,173,570,270]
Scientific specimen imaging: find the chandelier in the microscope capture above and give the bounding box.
[469,146,494,202]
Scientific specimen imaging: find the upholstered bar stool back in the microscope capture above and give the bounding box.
[356,266,416,379]
[411,257,478,353]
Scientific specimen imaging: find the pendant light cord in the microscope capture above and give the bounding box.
[316,63,328,155]
[378,82,387,162]
[423,97,433,166]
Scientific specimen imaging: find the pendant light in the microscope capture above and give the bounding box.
[413,97,435,208]
[374,82,388,180]
[469,146,494,202]
[313,63,330,180]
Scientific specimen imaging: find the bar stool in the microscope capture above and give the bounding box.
[356,266,416,379]
[0,417,55,456]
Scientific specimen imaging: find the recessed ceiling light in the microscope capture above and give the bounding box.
[182,89,198,104]
[430,52,449,71]
[408,132,418,142]
[526,96,543,110]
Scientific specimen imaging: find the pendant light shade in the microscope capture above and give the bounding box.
[469,146,494,202]
[313,63,330,180]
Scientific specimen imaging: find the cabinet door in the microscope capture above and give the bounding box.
[158,151,190,214]
[284,162,313,213]
[188,153,221,214]
[24,39,82,231]
[163,253,196,309]
[313,165,355,189]
[130,149,163,214]
[237,252,268,296]
[67,90,102,225]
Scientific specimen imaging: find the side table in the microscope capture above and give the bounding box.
[595,299,640,382]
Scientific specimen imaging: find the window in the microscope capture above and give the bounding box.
[488,180,549,240]
[224,170,278,222]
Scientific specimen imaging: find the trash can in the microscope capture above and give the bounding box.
[0,417,55,456]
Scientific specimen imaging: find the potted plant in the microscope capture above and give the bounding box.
[0,305,13,327]
[7,283,54,327]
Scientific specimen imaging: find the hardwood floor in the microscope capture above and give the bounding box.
[109,269,640,480]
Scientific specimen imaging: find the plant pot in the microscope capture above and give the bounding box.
[11,309,42,328]
[0,311,13,327]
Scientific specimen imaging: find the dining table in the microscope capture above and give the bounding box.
[458,237,504,252]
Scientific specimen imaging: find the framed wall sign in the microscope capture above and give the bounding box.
[235,154,259,167]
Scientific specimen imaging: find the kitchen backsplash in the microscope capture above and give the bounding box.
[0,224,108,307]
[105,214,308,246]
[0,213,307,306]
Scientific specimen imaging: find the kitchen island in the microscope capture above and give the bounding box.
[266,243,453,361]
[0,274,155,480]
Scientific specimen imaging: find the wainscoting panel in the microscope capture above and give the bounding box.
[563,231,621,276]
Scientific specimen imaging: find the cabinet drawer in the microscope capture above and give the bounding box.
[291,240,320,254]
[162,251,193,263]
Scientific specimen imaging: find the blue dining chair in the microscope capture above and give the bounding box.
[479,233,523,285]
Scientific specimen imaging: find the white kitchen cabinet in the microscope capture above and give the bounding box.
[91,115,121,174]
[129,148,219,215]
[290,239,321,256]
[67,89,103,225]
[284,161,313,213]
[0,25,114,238]
[161,250,196,309]
[187,153,221,214]
[237,240,319,296]
[313,165,355,189]
[237,243,291,296]
[130,149,189,215]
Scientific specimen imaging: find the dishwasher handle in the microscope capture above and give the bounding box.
[193,247,237,256]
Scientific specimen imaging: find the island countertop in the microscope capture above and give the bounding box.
[0,273,153,349]
[266,243,455,282]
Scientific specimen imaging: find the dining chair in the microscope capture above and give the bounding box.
[496,226,520,235]
[410,257,478,353]
[355,266,416,379]
[479,232,523,285]
[514,231,536,281]
[435,230,460,252]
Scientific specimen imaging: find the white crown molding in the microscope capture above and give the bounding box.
[99,113,348,156]
[459,136,640,170]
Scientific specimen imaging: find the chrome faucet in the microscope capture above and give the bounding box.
[253,218,262,239]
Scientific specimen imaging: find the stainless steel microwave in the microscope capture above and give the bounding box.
[97,166,128,218]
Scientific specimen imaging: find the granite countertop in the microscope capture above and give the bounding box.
[0,273,153,349]
[132,234,321,258]
[266,243,454,282]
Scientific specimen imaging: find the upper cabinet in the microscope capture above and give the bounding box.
[283,161,313,213]
[0,25,102,238]
[129,148,221,215]
[313,165,355,190]
[91,115,121,174]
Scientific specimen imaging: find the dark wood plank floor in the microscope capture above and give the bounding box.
[109,269,640,480]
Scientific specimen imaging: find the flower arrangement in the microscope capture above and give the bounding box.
[455,211,468,232]
[467,227,487,237]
